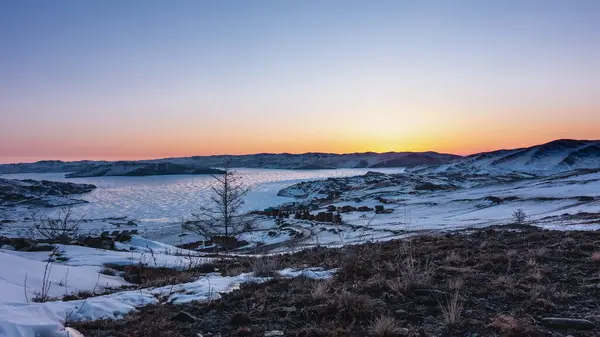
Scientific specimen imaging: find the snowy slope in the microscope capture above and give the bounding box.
[0,232,335,337]
[413,139,600,174]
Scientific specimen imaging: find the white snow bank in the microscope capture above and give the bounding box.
[4,241,212,272]
[117,236,204,256]
[0,284,157,337]
[0,250,128,304]
[55,243,211,270]
[0,267,336,337]
[277,267,338,279]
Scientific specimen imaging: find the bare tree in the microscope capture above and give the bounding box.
[512,209,528,224]
[182,167,255,241]
[33,205,83,241]
[0,209,5,229]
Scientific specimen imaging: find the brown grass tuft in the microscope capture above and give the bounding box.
[336,292,374,312]
[436,288,463,325]
[448,277,464,291]
[386,278,407,296]
[532,247,548,257]
[248,256,280,277]
[445,251,461,263]
[371,316,400,337]
[489,314,534,335]
[311,280,331,299]
[506,249,518,258]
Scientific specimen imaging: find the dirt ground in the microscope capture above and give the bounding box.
[74,225,600,337]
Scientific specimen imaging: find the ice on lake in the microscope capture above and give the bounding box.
[0,168,403,229]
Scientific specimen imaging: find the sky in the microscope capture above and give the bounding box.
[1,0,599,163]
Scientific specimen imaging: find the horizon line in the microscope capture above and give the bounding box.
[1,138,597,166]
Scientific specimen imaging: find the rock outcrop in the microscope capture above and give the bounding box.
[0,178,96,208]
[65,162,225,178]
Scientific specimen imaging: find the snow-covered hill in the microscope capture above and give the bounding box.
[413,139,600,175]
[65,162,225,178]
[0,152,460,176]
[3,139,598,176]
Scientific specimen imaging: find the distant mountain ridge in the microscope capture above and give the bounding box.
[413,139,600,174]
[2,140,598,177]
[0,152,459,176]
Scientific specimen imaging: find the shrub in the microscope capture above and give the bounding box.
[512,209,528,224]
[437,288,463,325]
[33,205,83,241]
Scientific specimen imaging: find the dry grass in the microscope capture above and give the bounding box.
[386,278,407,296]
[336,291,374,312]
[532,247,548,257]
[528,267,544,281]
[396,241,434,290]
[248,256,280,277]
[448,277,464,291]
[445,251,462,263]
[489,314,533,335]
[370,316,400,337]
[74,227,600,337]
[493,275,515,289]
[506,249,518,258]
[224,266,247,277]
[103,263,210,288]
[311,280,330,299]
[400,257,434,289]
[386,255,434,295]
[436,288,463,325]
[99,266,117,276]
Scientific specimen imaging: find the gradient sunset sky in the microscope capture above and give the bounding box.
[1,1,599,163]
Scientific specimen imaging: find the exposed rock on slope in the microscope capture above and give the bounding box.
[0,178,96,208]
[369,152,456,168]
[277,171,463,200]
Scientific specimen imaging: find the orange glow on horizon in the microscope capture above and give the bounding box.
[2,103,599,164]
[3,132,599,165]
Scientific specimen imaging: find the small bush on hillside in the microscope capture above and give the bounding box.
[512,209,528,224]
[371,316,400,337]
[33,205,83,241]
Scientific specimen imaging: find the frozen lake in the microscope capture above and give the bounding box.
[1,168,403,223]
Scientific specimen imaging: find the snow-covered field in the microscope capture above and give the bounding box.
[0,234,335,337]
[263,169,600,251]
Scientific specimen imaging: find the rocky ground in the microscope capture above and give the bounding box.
[74,225,600,337]
[0,178,96,208]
